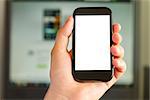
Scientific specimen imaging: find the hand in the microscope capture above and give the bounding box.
[44,16,126,100]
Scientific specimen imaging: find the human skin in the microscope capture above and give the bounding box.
[44,16,126,100]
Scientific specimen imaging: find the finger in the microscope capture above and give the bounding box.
[113,59,126,79]
[111,45,124,58]
[113,59,126,74]
[113,23,121,33]
[105,59,126,88]
[112,33,122,44]
[54,16,74,51]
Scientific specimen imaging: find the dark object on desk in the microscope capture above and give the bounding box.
[144,66,150,100]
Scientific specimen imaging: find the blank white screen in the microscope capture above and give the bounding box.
[75,15,111,70]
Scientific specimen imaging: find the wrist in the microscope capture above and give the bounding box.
[44,86,69,100]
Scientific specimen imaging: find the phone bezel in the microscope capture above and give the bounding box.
[72,7,113,82]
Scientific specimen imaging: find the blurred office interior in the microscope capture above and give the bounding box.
[0,0,149,100]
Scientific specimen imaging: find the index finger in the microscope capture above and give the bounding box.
[113,23,121,33]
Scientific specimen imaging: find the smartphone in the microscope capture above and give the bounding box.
[72,7,112,82]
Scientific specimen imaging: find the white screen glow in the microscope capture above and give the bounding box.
[75,15,111,70]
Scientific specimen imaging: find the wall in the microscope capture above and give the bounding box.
[139,0,150,66]
[148,1,150,62]
[138,0,150,99]
[0,0,5,99]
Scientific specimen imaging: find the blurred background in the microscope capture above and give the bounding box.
[0,0,149,100]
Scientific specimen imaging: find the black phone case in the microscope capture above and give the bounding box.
[72,7,113,82]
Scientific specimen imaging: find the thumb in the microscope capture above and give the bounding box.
[54,16,74,52]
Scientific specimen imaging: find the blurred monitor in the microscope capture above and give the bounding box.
[9,1,134,86]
